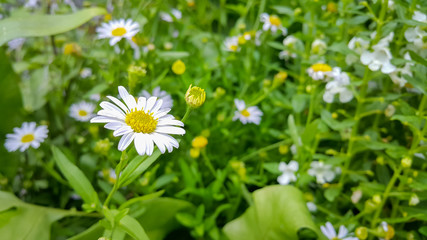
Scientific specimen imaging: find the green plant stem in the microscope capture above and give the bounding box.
[305,82,317,127]
[373,0,389,44]
[104,151,127,207]
[240,139,288,162]
[201,148,216,176]
[181,106,192,123]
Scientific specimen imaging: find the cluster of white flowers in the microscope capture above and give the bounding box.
[361,32,396,74]
[279,35,301,60]
[405,11,427,51]
[160,9,182,22]
[233,99,263,125]
[323,67,353,103]
[277,160,339,185]
[321,222,358,240]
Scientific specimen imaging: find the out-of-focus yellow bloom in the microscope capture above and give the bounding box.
[355,227,368,240]
[372,194,382,205]
[379,222,395,240]
[273,71,288,87]
[327,2,338,13]
[332,112,338,119]
[185,85,206,108]
[192,136,208,148]
[104,13,112,21]
[172,60,186,75]
[187,0,195,7]
[63,43,81,56]
[190,148,200,158]
[279,145,289,155]
[401,157,412,168]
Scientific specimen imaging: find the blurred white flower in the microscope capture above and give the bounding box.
[311,39,327,55]
[233,99,263,125]
[351,189,363,204]
[321,222,358,240]
[4,122,48,152]
[260,13,287,35]
[306,202,317,212]
[307,63,332,81]
[405,26,426,49]
[279,50,297,60]
[360,33,396,74]
[91,86,185,156]
[160,9,182,22]
[8,38,25,51]
[90,93,101,102]
[24,0,39,8]
[346,37,370,64]
[413,10,426,23]
[96,19,140,46]
[69,101,96,122]
[140,86,173,109]
[277,160,298,185]
[283,35,299,47]
[308,161,336,184]
[409,193,420,206]
[385,104,396,117]
[389,52,413,87]
[80,68,92,79]
[323,68,353,103]
[224,37,240,52]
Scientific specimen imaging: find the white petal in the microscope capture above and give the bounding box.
[155,126,186,135]
[118,133,135,151]
[134,133,147,155]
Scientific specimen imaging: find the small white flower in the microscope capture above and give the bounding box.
[277,160,298,185]
[405,26,427,49]
[409,194,420,206]
[260,13,287,35]
[351,189,363,204]
[320,222,358,240]
[96,19,140,46]
[280,36,300,60]
[385,104,396,117]
[90,93,101,102]
[160,8,182,22]
[255,30,263,46]
[308,161,336,184]
[413,10,427,23]
[323,68,353,103]
[24,0,39,8]
[4,122,48,152]
[80,68,92,78]
[283,35,299,47]
[8,38,25,51]
[311,39,327,55]
[140,86,173,109]
[224,37,240,52]
[233,99,263,125]
[306,202,317,212]
[69,101,96,122]
[91,86,185,156]
[348,37,370,54]
[389,52,413,87]
[360,34,396,74]
[290,144,297,155]
[307,63,333,81]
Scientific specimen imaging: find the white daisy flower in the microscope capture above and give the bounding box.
[232,99,263,125]
[90,86,185,156]
[80,67,92,79]
[140,86,173,109]
[405,26,427,49]
[160,8,182,22]
[360,33,396,74]
[260,13,287,35]
[321,222,358,240]
[311,39,327,55]
[8,38,25,51]
[90,93,101,102]
[307,63,333,81]
[224,37,240,52]
[306,202,317,212]
[389,52,413,87]
[69,101,96,122]
[323,68,353,103]
[277,160,298,185]
[96,19,140,46]
[4,122,48,152]
[308,161,336,184]
[346,37,370,65]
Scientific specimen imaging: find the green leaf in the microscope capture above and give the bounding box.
[157,51,189,60]
[223,185,325,240]
[51,146,99,207]
[419,226,427,237]
[118,215,150,240]
[291,94,308,113]
[321,110,355,131]
[20,67,51,112]
[0,191,74,240]
[0,7,106,45]
[408,50,427,67]
[68,222,104,240]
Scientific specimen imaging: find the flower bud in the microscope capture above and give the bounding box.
[355,227,368,240]
[172,60,186,75]
[185,85,206,108]
[94,138,113,156]
[372,194,382,205]
[273,71,288,87]
[279,145,289,154]
[213,87,226,99]
[401,157,412,168]
[192,136,208,148]
[63,43,81,56]
[409,193,419,206]
[190,148,200,158]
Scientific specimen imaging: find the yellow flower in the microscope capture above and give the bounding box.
[355,227,368,240]
[63,43,81,56]
[327,2,338,13]
[279,145,289,155]
[273,71,288,87]
[190,148,200,158]
[192,136,208,148]
[172,60,186,75]
[104,13,112,21]
[185,85,206,108]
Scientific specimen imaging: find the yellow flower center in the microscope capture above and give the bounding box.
[78,110,88,117]
[331,238,340,240]
[125,109,158,133]
[241,109,250,117]
[238,35,246,45]
[21,134,35,143]
[311,63,332,72]
[111,27,127,37]
[269,16,281,26]
[230,45,238,51]
[192,136,208,148]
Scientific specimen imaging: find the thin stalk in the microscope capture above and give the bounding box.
[240,140,288,162]
[104,151,127,207]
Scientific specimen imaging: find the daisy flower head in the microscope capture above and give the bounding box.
[323,68,353,103]
[160,8,182,22]
[80,67,92,79]
[5,122,48,152]
[233,99,263,125]
[96,19,140,46]
[308,161,336,184]
[277,160,299,185]
[321,222,358,240]
[260,13,287,35]
[307,63,333,81]
[140,86,173,109]
[69,101,96,122]
[224,37,240,52]
[311,39,327,55]
[90,86,185,156]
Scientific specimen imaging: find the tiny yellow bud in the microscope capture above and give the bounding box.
[372,194,382,205]
[407,177,413,184]
[306,85,313,93]
[364,199,377,212]
[401,157,412,168]
[331,112,338,119]
[213,87,226,99]
[376,156,385,165]
[190,148,200,158]
[94,138,113,156]
[409,193,420,206]
[172,60,186,75]
[187,0,195,7]
[355,227,368,240]
[273,71,288,87]
[192,136,208,148]
[327,2,338,13]
[279,145,289,155]
[128,64,147,77]
[104,13,112,21]
[185,85,206,108]
[63,43,81,56]
[303,192,314,201]
[413,171,418,177]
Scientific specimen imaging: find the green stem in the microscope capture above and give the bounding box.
[181,106,192,123]
[373,0,389,44]
[306,82,317,127]
[201,149,216,176]
[240,140,288,162]
[104,151,127,207]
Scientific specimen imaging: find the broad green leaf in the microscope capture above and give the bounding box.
[321,110,355,131]
[157,51,189,60]
[68,222,104,240]
[0,7,106,45]
[291,94,308,113]
[51,146,99,207]
[223,185,326,240]
[0,191,75,240]
[118,215,150,240]
[20,67,51,112]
